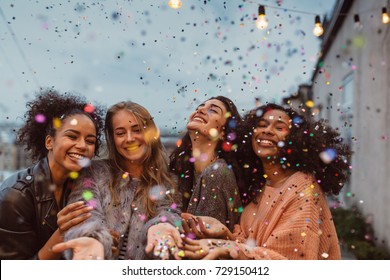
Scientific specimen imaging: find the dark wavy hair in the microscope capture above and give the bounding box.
[169,96,245,210]
[17,88,105,162]
[239,103,352,203]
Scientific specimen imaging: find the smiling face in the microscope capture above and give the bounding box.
[46,113,97,177]
[187,99,228,139]
[251,109,291,159]
[112,109,148,165]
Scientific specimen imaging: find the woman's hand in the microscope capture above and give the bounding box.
[57,201,92,234]
[145,223,183,260]
[52,237,104,260]
[181,213,234,240]
[180,238,239,260]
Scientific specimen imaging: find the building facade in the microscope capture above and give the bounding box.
[309,0,390,249]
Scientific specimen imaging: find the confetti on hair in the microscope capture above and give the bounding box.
[34,114,46,123]
[319,148,336,164]
[228,119,237,128]
[53,117,62,129]
[84,104,95,113]
[255,109,263,117]
[292,116,303,125]
[227,132,236,141]
[222,141,232,152]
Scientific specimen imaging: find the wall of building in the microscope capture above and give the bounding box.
[311,0,390,248]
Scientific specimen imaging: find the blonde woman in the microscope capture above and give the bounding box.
[53,101,182,260]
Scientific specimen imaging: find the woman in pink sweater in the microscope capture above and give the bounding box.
[180,103,352,260]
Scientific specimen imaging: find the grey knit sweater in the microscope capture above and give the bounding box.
[64,160,181,260]
[187,158,242,231]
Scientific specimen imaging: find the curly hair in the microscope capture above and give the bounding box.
[17,88,105,162]
[239,103,352,203]
[169,96,245,209]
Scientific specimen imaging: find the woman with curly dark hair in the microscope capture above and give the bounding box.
[0,89,104,259]
[180,103,352,260]
[170,96,244,232]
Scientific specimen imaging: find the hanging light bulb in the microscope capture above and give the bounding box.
[255,5,268,30]
[354,14,363,30]
[168,0,182,9]
[382,7,390,24]
[313,15,324,37]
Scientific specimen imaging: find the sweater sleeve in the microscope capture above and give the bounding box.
[63,163,113,260]
[190,161,242,231]
[235,176,330,260]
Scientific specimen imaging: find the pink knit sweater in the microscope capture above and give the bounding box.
[233,172,341,260]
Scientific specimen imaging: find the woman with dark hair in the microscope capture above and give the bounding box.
[53,101,182,260]
[0,89,105,259]
[180,103,352,260]
[170,96,244,231]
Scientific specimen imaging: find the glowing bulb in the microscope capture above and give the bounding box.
[255,5,268,30]
[313,15,324,37]
[168,0,182,9]
[382,7,390,24]
[256,14,268,29]
[313,23,324,37]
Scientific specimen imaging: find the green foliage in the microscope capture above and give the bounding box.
[331,206,390,260]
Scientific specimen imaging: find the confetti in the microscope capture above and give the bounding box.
[34,114,46,123]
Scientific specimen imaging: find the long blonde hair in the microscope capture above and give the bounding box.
[105,101,176,218]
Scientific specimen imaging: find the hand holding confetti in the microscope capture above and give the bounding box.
[145,223,183,260]
[181,213,234,240]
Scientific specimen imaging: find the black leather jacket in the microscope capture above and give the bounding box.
[0,157,69,259]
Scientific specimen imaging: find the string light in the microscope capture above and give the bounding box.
[255,5,268,30]
[313,15,324,37]
[168,0,182,9]
[254,4,389,37]
[382,7,390,24]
